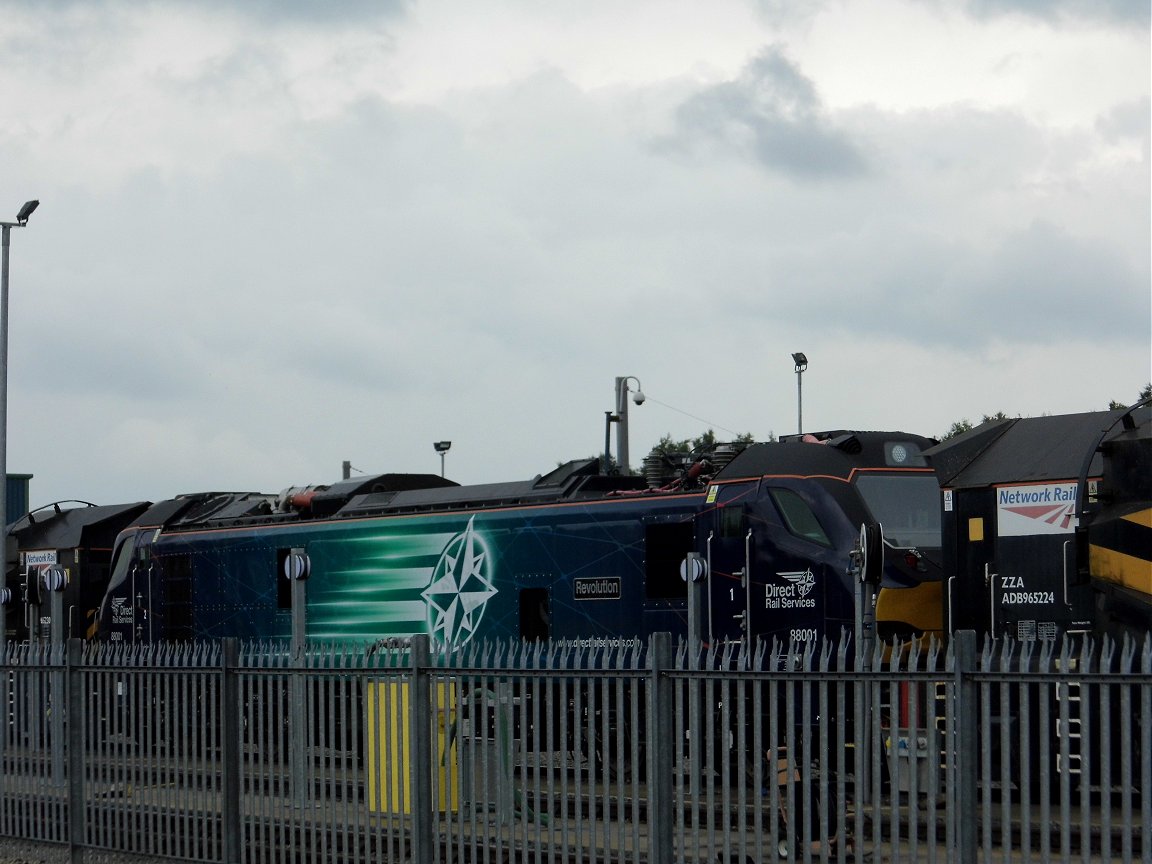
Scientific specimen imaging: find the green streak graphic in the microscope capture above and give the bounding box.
[309,599,424,615]
[325,568,433,590]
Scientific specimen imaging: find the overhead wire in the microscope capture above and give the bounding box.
[640,395,744,438]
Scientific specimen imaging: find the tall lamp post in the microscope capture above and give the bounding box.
[791,352,807,434]
[613,376,645,475]
[0,200,39,653]
[433,440,452,477]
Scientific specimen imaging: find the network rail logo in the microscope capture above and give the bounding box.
[997,483,1078,536]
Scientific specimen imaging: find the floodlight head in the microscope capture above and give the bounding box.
[791,352,807,367]
[16,200,39,226]
[433,441,452,453]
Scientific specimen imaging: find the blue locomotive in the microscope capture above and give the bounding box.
[88,430,942,649]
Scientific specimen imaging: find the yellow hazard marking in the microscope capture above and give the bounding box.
[1121,508,1152,529]
[1090,545,1152,597]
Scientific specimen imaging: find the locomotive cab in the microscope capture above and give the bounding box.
[699,431,943,648]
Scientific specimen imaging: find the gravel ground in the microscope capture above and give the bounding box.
[0,838,64,864]
[0,839,169,864]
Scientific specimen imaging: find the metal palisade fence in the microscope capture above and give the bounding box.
[0,632,1148,863]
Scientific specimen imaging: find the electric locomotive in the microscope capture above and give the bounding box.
[93,430,942,649]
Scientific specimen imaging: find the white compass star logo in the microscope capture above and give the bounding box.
[422,517,496,646]
[778,568,816,597]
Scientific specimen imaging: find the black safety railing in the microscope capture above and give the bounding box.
[0,631,1147,863]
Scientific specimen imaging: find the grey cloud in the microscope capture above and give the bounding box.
[739,221,1149,349]
[948,0,1148,26]
[670,47,868,180]
[1096,97,1151,150]
[950,221,1150,342]
[752,0,836,27]
[13,91,593,408]
[183,0,411,24]
[2,0,410,25]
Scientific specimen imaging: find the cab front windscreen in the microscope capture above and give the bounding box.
[854,473,941,549]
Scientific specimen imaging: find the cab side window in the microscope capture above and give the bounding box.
[645,521,693,600]
[519,588,550,642]
[769,488,831,547]
[719,505,746,539]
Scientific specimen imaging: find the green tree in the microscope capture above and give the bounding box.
[651,429,757,454]
[1113,383,1152,409]
[941,419,973,440]
[594,429,763,475]
[941,412,1013,440]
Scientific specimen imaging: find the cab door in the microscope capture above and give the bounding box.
[754,483,840,645]
[98,528,153,642]
[701,482,758,648]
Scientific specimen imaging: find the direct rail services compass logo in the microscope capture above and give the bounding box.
[421,517,497,645]
[765,567,817,610]
[779,568,815,597]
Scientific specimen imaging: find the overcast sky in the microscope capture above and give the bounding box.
[2,0,1149,509]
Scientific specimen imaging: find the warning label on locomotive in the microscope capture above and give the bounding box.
[996,482,1078,536]
[573,577,621,601]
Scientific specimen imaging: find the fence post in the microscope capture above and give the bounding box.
[66,638,84,864]
[50,587,68,791]
[1142,635,1152,846]
[409,635,433,864]
[648,632,673,864]
[954,629,978,864]
[290,574,308,803]
[220,638,241,864]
